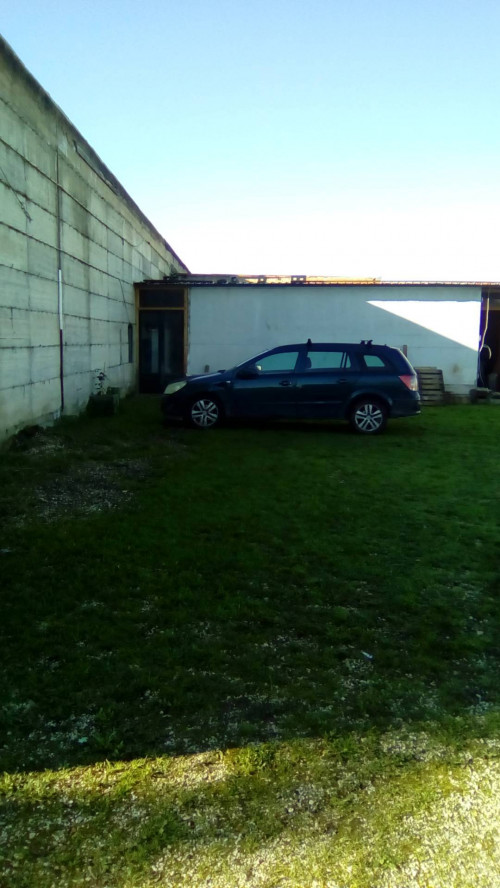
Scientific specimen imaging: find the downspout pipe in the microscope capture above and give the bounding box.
[58,268,64,411]
[56,150,64,412]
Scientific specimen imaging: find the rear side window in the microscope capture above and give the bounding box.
[306,350,351,370]
[360,353,391,369]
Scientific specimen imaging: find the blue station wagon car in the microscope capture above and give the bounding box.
[161,340,421,434]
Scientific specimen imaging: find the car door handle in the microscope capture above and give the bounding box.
[279,379,293,386]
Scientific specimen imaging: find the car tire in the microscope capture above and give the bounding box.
[349,398,388,434]
[186,396,223,429]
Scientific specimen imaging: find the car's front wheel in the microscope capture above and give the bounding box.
[349,398,387,434]
[187,396,223,429]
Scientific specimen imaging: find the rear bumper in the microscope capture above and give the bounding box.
[390,395,421,418]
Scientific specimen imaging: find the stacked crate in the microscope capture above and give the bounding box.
[415,367,445,405]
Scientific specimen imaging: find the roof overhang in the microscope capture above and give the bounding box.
[138,274,497,288]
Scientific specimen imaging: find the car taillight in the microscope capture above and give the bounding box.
[399,374,419,391]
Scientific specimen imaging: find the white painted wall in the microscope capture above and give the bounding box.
[0,37,187,440]
[187,284,482,393]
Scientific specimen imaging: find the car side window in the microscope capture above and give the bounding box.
[255,351,300,373]
[306,350,351,370]
[362,354,388,368]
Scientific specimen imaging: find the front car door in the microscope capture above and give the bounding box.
[294,346,358,418]
[230,346,303,418]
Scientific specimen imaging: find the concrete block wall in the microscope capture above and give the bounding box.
[0,37,188,440]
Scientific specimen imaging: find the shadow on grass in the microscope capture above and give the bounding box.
[0,396,498,774]
[1,452,499,774]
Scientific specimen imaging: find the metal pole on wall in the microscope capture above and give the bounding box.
[56,149,64,412]
[58,267,64,410]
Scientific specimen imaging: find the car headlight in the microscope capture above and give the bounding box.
[164,381,187,395]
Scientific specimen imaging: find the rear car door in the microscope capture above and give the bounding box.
[230,347,302,418]
[294,346,358,418]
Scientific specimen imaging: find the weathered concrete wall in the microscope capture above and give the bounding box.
[0,37,188,440]
[187,284,482,394]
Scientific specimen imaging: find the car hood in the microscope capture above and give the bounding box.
[181,369,230,385]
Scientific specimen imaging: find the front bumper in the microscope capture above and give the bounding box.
[161,393,185,421]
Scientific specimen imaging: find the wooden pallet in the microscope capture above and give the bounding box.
[415,367,445,405]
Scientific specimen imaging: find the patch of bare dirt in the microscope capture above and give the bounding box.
[4,423,187,524]
[32,458,151,521]
[9,428,65,456]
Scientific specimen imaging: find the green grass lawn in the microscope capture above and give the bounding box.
[1,400,500,886]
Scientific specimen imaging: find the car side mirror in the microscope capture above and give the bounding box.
[236,364,260,380]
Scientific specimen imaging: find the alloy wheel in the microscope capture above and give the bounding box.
[190,398,220,428]
[352,402,386,433]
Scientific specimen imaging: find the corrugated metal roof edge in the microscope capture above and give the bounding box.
[139,275,500,288]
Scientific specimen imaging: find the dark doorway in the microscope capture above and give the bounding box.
[139,310,184,393]
[479,291,500,389]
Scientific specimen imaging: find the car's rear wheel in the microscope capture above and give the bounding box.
[187,396,223,429]
[349,398,387,434]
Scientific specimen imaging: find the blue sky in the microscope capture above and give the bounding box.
[3,0,500,279]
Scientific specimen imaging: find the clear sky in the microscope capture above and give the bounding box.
[3,0,500,280]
